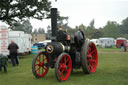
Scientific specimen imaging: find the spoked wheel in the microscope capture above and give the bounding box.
[32,51,49,78]
[82,40,98,74]
[55,53,72,82]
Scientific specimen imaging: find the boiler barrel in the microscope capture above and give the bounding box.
[45,42,70,55]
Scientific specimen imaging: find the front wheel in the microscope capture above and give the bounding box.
[55,53,72,82]
[32,51,49,78]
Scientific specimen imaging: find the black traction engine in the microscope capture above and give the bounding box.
[32,8,98,82]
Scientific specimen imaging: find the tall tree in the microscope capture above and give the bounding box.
[22,20,33,34]
[13,20,33,34]
[38,28,45,34]
[89,19,95,29]
[91,29,104,39]
[13,22,24,31]
[79,24,86,32]
[33,29,38,34]
[0,0,51,26]
[120,17,128,34]
[103,21,120,38]
[86,26,104,39]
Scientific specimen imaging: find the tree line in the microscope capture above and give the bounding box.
[67,17,128,39]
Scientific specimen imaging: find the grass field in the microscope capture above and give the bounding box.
[0,47,128,85]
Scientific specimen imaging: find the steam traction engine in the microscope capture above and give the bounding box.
[32,8,98,82]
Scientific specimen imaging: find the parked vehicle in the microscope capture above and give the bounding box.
[32,8,98,82]
[116,38,127,48]
[9,31,26,54]
[90,39,100,46]
[0,26,32,55]
[38,40,51,47]
[99,38,115,48]
[33,43,45,49]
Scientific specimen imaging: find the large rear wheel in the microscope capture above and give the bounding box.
[32,51,49,78]
[82,40,98,74]
[55,53,72,82]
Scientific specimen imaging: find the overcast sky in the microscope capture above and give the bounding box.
[52,0,128,27]
[30,0,128,32]
[1,0,128,32]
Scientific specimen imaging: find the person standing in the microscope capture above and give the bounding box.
[8,40,19,66]
[120,42,126,52]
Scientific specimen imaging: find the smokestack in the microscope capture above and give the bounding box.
[51,8,58,40]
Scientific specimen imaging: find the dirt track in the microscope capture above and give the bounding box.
[98,51,128,54]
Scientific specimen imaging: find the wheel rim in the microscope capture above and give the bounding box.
[58,54,72,81]
[34,52,49,77]
[87,42,98,73]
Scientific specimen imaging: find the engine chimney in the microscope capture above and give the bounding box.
[51,8,58,40]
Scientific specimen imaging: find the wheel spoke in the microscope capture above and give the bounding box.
[59,62,63,66]
[39,66,41,74]
[36,58,40,62]
[65,67,69,73]
[43,58,47,61]
[59,69,64,78]
[42,68,45,73]
[35,64,39,66]
[43,66,47,70]
[65,69,68,74]
[90,65,94,70]
[90,50,95,55]
[87,55,91,58]
[58,65,63,70]
[87,50,95,58]
[35,67,40,72]
[39,55,41,62]
[90,59,96,63]
[42,55,46,62]
[88,64,93,70]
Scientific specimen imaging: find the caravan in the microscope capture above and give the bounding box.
[8,31,32,54]
[8,31,26,54]
[116,38,127,48]
[90,39,100,46]
[99,38,115,48]
[0,26,32,56]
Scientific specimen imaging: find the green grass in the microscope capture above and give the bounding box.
[0,47,128,85]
